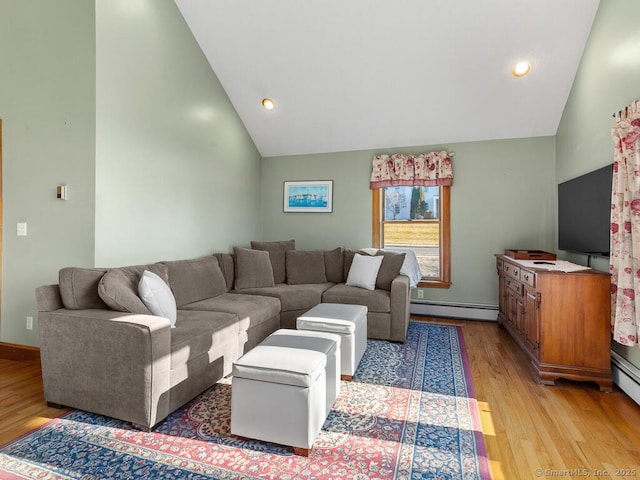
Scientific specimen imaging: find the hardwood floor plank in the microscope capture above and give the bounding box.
[0,359,70,447]
[420,316,640,479]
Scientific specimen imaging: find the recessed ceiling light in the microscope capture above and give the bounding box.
[512,61,532,77]
[262,98,275,110]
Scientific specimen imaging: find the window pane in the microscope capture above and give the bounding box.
[382,223,440,278]
[382,186,440,279]
[384,186,439,221]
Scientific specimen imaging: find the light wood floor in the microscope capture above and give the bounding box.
[1,318,639,479]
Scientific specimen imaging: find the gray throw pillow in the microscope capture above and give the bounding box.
[98,263,169,314]
[375,251,406,290]
[286,250,327,284]
[234,247,276,290]
[250,239,295,284]
[324,247,344,283]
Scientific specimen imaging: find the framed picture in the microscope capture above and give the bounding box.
[283,180,333,213]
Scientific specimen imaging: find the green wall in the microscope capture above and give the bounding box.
[95,0,262,266]
[0,0,262,346]
[0,1,96,346]
[556,0,640,368]
[262,136,556,306]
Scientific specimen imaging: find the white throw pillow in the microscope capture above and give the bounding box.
[138,270,178,328]
[346,253,384,290]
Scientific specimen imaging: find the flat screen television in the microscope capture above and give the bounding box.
[558,164,613,257]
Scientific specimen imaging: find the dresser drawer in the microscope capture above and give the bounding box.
[520,268,535,287]
[504,276,523,295]
[509,264,521,280]
[503,261,521,279]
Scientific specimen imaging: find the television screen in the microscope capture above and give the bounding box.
[558,164,613,256]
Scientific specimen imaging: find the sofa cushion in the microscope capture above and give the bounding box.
[250,239,295,284]
[138,270,177,327]
[162,256,227,308]
[214,253,235,290]
[322,283,391,313]
[170,310,240,371]
[181,292,280,332]
[346,253,383,291]
[98,264,168,314]
[286,250,327,284]
[375,251,406,291]
[323,247,344,283]
[237,283,333,312]
[234,247,275,290]
[59,267,108,310]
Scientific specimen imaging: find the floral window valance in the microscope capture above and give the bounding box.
[369,151,454,189]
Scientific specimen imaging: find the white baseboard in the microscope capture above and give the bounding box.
[410,301,498,322]
[611,351,640,406]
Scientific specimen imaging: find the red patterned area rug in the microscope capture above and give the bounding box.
[0,321,491,479]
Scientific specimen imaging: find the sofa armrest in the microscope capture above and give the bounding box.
[38,308,172,429]
[389,275,410,342]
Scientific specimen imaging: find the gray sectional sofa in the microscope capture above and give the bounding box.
[35,242,410,429]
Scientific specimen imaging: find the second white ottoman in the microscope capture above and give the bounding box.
[297,303,367,381]
[261,329,341,416]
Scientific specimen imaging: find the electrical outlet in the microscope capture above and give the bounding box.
[417,289,424,299]
[26,316,33,330]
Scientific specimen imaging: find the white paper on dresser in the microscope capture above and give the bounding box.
[509,258,592,273]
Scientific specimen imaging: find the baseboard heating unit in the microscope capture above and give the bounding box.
[611,350,640,406]
[410,301,498,322]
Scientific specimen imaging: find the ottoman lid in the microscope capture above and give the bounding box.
[233,345,326,388]
[297,303,367,334]
[263,329,341,356]
[297,317,354,334]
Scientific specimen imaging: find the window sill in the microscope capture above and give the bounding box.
[417,280,451,289]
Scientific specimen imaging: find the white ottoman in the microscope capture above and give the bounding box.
[261,329,341,416]
[231,343,326,456]
[297,303,367,381]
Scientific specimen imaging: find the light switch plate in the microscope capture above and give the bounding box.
[17,222,27,236]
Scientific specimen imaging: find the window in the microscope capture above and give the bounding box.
[372,185,451,288]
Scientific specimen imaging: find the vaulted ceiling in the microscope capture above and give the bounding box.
[175,0,600,157]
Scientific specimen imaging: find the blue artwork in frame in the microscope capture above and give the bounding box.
[283,180,333,212]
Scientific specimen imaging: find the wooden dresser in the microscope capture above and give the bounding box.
[496,254,612,391]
